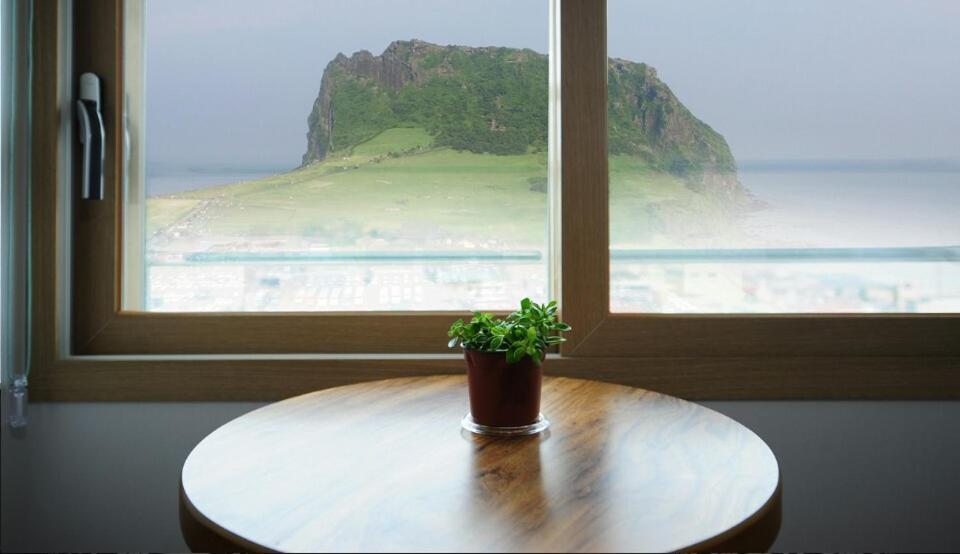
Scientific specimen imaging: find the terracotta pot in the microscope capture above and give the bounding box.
[464,349,543,427]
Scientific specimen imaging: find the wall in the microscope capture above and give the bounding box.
[2,392,959,551]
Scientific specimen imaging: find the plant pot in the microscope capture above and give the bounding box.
[462,349,549,436]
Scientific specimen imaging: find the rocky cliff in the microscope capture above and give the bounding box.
[302,39,748,206]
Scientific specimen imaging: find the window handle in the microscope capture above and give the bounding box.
[75,72,105,200]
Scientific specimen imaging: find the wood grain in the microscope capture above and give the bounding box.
[180,376,781,552]
[72,0,124,353]
[30,0,63,369]
[82,312,470,355]
[74,311,960,357]
[577,313,960,357]
[560,0,609,353]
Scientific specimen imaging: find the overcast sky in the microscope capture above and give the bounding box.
[145,0,959,168]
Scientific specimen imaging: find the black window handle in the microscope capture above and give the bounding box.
[75,72,105,200]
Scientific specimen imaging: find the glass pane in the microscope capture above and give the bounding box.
[608,0,959,313]
[124,0,551,311]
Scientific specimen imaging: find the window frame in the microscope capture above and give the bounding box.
[71,0,512,356]
[27,0,960,400]
[556,1,957,361]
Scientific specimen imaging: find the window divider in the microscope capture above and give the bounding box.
[559,0,610,354]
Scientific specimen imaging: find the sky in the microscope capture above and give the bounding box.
[144,0,960,169]
[144,0,548,169]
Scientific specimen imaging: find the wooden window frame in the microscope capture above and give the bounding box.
[70,1,478,356]
[27,0,959,400]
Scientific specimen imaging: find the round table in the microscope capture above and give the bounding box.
[180,376,781,552]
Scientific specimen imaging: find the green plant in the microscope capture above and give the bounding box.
[447,298,571,364]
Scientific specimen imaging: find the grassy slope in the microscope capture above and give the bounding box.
[147,127,729,248]
[193,150,547,247]
[146,198,202,236]
[352,127,433,156]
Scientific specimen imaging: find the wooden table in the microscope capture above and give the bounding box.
[180,376,781,552]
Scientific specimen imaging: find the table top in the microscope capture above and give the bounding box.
[180,376,781,552]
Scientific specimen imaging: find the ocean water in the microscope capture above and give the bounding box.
[739,167,960,249]
[147,165,290,196]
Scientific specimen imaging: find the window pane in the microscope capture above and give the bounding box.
[124,0,551,311]
[608,0,959,313]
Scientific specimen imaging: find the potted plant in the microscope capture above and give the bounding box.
[448,298,571,436]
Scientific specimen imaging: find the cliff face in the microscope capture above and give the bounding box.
[304,43,421,165]
[607,59,746,206]
[607,59,734,173]
[303,39,548,164]
[302,39,747,206]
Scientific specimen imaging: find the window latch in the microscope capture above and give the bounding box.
[75,72,105,200]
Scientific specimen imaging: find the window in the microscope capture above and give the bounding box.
[122,0,553,313]
[22,0,959,399]
[608,0,960,313]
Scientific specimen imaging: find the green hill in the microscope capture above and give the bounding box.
[302,39,741,197]
[303,40,548,163]
[151,127,739,250]
[147,41,753,250]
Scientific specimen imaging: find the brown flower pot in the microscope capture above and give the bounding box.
[464,349,543,427]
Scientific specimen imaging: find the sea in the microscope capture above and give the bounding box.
[146,165,290,196]
[736,161,960,249]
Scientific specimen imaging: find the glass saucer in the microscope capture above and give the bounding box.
[461,413,550,437]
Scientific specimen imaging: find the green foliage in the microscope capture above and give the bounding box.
[329,76,398,150]
[320,45,735,180]
[606,62,736,175]
[447,298,571,365]
[328,47,548,158]
[350,127,433,157]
